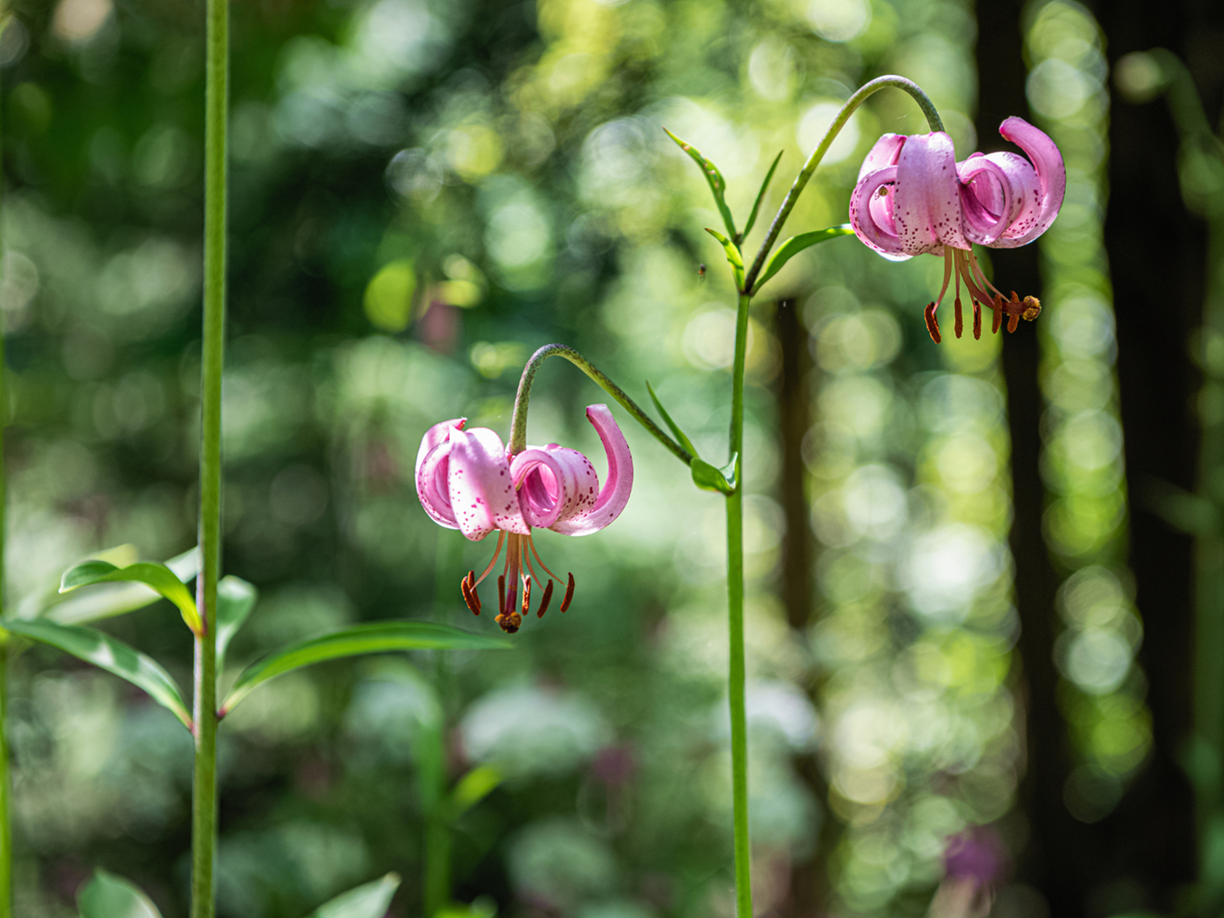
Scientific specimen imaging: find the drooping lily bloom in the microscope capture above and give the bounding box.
[415,405,633,633]
[849,117,1065,343]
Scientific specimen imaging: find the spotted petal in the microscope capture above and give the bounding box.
[447,426,529,540]
[511,446,595,531]
[892,131,968,254]
[857,133,905,182]
[415,418,465,529]
[961,117,1065,249]
[544,405,633,537]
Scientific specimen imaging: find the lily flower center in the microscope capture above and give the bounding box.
[459,530,575,634]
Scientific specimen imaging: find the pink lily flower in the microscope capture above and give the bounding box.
[415,404,633,633]
[849,116,1065,343]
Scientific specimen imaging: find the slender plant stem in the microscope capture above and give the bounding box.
[423,810,451,918]
[0,20,12,913]
[726,291,751,918]
[191,0,228,913]
[743,75,943,293]
[509,343,693,464]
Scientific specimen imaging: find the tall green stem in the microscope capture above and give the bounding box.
[0,20,12,913]
[191,0,228,914]
[743,75,943,293]
[727,291,752,918]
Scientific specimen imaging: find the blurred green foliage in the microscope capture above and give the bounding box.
[0,0,1139,916]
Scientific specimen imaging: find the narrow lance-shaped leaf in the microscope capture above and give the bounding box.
[221,622,511,716]
[645,381,699,459]
[450,765,502,819]
[704,227,745,291]
[4,618,192,730]
[752,225,854,294]
[691,454,737,495]
[306,873,401,918]
[78,869,164,918]
[664,127,737,240]
[59,559,201,635]
[740,149,784,243]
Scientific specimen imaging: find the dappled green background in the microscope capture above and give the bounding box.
[0,0,1184,915]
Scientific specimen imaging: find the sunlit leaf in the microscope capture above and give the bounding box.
[752,225,854,293]
[691,454,737,495]
[704,227,745,290]
[433,898,496,918]
[645,381,699,459]
[740,149,783,242]
[220,622,511,716]
[216,575,258,675]
[19,547,198,625]
[306,873,400,918]
[664,126,737,240]
[59,559,201,635]
[78,869,163,918]
[450,765,502,818]
[4,618,191,730]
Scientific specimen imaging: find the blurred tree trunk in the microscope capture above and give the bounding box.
[1096,0,1211,904]
[974,4,1087,915]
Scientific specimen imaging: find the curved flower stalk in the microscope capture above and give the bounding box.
[850,116,1066,342]
[416,405,633,633]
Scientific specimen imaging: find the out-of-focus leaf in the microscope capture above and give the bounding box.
[59,559,201,634]
[306,873,400,918]
[19,547,198,624]
[78,869,163,918]
[664,126,737,240]
[4,618,191,730]
[691,454,737,495]
[753,225,854,293]
[704,227,745,290]
[741,149,783,242]
[645,381,699,459]
[450,765,502,818]
[221,622,511,716]
[216,575,257,675]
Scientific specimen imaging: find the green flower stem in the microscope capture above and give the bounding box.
[0,18,12,914]
[192,0,228,914]
[509,343,693,464]
[743,75,943,293]
[423,811,450,918]
[727,291,752,918]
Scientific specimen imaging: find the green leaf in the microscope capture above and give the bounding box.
[216,575,257,675]
[20,546,198,625]
[752,225,854,293]
[221,622,511,716]
[691,454,737,495]
[740,149,783,242]
[450,765,502,818]
[664,127,737,240]
[306,873,400,918]
[59,559,201,635]
[704,227,745,290]
[78,869,163,918]
[433,899,496,918]
[645,381,699,459]
[4,618,191,730]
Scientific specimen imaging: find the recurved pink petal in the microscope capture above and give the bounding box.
[989,116,1065,248]
[850,164,910,261]
[511,446,594,530]
[857,133,906,182]
[547,404,633,537]
[958,153,1021,246]
[893,131,968,254]
[447,426,529,540]
[415,418,465,529]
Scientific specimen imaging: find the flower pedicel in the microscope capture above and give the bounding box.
[850,116,1066,342]
[416,404,633,633]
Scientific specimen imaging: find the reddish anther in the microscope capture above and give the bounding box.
[954,297,964,339]
[973,300,982,340]
[560,573,576,613]
[497,575,506,614]
[924,303,942,344]
[461,575,481,616]
[521,576,532,615]
[537,580,555,618]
